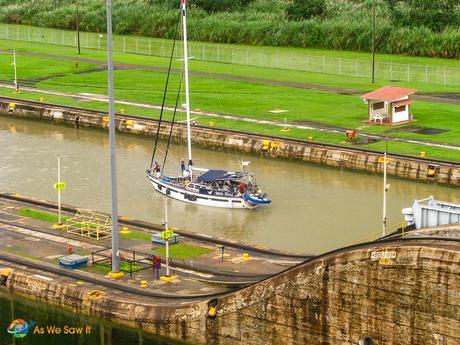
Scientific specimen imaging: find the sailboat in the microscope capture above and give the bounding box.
[146,0,271,209]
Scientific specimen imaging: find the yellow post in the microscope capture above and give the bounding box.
[420,151,427,157]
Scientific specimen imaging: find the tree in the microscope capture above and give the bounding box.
[286,0,326,21]
[386,0,459,32]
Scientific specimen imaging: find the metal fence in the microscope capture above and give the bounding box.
[1,23,459,86]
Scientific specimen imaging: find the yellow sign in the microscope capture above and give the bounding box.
[161,229,174,239]
[54,182,66,190]
[378,156,391,164]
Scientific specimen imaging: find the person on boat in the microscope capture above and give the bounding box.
[238,182,245,195]
[155,162,161,178]
[180,159,186,174]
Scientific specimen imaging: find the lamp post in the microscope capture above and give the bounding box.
[106,0,120,275]
[382,139,389,236]
[76,2,81,55]
[371,0,376,84]
[12,49,18,92]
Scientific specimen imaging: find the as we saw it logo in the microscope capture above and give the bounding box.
[7,319,30,339]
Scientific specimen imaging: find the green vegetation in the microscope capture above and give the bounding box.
[17,208,65,223]
[34,68,460,145]
[82,261,143,275]
[120,231,151,241]
[0,53,97,80]
[2,39,459,93]
[153,243,212,259]
[0,0,458,58]
[0,41,458,161]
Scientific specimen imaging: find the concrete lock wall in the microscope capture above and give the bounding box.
[1,98,459,186]
[3,240,460,345]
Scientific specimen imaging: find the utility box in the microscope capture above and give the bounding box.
[152,233,180,245]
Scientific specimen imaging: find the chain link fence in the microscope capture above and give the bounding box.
[1,23,459,86]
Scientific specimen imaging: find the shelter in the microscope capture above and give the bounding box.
[361,86,416,125]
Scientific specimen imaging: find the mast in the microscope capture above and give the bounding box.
[181,0,193,176]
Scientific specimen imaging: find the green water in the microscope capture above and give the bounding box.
[0,291,184,345]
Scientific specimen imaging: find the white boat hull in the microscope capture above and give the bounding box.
[147,175,257,209]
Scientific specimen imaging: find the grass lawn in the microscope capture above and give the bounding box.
[120,231,151,241]
[364,141,460,162]
[153,243,212,259]
[17,208,65,223]
[36,68,460,144]
[0,40,459,161]
[37,68,367,125]
[1,39,459,94]
[1,87,459,161]
[0,52,97,80]
[81,261,144,275]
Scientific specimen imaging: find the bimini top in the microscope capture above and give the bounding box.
[197,170,229,183]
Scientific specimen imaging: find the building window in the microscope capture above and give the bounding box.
[395,105,406,113]
[373,102,384,110]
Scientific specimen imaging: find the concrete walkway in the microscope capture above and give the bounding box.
[1,82,459,152]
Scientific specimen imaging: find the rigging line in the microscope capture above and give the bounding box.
[149,10,181,169]
[162,73,184,174]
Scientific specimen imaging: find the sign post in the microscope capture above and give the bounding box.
[221,245,225,262]
[160,199,175,282]
[53,155,67,225]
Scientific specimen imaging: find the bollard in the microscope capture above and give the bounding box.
[140,280,148,288]
[39,97,44,102]
[308,136,314,141]
[209,121,215,127]
[120,226,130,234]
[242,253,250,261]
[120,108,125,114]
[420,151,427,157]
[67,244,73,253]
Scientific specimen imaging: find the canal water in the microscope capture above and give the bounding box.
[0,291,183,345]
[0,116,458,254]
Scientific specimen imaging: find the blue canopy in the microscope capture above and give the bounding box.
[197,170,228,183]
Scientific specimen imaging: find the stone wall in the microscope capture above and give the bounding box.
[3,239,459,344]
[209,241,460,345]
[1,98,459,186]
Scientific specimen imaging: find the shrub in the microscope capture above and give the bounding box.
[286,0,326,21]
[192,0,255,13]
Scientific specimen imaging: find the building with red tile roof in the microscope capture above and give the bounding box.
[361,86,417,125]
